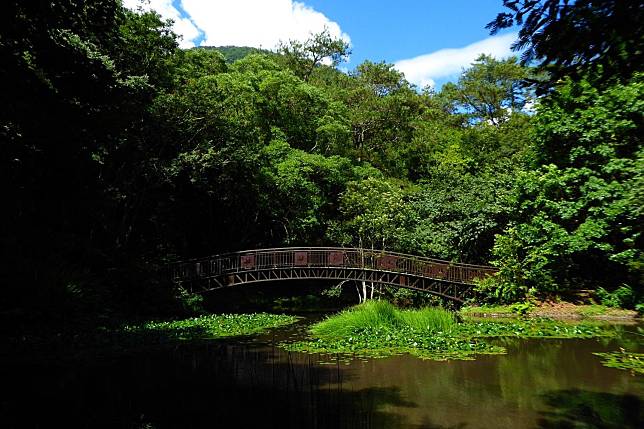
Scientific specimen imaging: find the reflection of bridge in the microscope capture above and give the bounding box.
[169,247,497,303]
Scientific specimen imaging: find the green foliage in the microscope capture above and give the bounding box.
[596,285,639,309]
[509,301,534,315]
[277,28,350,81]
[488,74,643,301]
[173,48,227,83]
[175,287,205,315]
[439,54,533,125]
[4,0,638,324]
[207,45,270,63]
[406,170,517,262]
[329,177,415,250]
[458,318,611,339]
[337,60,429,175]
[285,326,503,360]
[1,0,182,318]
[259,139,373,244]
[488,0,644,88]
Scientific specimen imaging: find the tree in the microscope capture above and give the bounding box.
[488,74,643,302]
[329,177,416,301]
[0,1,181,318]
[488,0,644,88]
[407,170,517,264]
[439,54,532,126]
[258,138,370,245]
[330,177,414,251]
[340,61,428,174]
[277,28,350,81]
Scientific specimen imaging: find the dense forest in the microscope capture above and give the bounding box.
[1,0,642,328]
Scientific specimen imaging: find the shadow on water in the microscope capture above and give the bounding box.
[537,389,643,429]
[2,320,642,429]
[0,339,463,429]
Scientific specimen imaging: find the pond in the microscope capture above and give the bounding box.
[1,318,642,428]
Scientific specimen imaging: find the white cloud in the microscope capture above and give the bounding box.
[123,0,202,48]
[394,33,517,89]
[123,0,350,50]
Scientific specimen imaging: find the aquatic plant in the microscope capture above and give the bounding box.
[123,313,300,342]
[457,318,610,339]
[593,349,644,375]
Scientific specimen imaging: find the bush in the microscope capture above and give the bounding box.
[596,285,639,309]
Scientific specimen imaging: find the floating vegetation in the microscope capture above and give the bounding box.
[593,349,644,376]
[284,325,504,360]
[458,318,610,339]
[122,313,300,343]
[282,301,614,361]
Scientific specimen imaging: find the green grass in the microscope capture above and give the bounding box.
[576,304,610,317]
[399,306,457,333]
[460,304,518,316]
[310,300,456,339]
[460,303,638,319]
[574,304,636,318]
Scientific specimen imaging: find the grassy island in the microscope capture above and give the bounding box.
[283,301,614,361]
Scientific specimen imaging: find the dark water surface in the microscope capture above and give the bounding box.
[1,320,642,429]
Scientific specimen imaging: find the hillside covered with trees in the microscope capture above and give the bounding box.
[1,0,642,328]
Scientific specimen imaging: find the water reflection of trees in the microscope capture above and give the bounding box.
[2,335,642,428]
[537,389,642,429]
[0,342,459,429]
[496,337,643,412]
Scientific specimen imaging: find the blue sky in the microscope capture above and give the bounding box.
[124,0,518,88]
[305,1,513,64]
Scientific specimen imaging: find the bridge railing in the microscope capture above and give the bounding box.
[169,247,497,286]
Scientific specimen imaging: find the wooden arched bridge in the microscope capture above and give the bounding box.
[169,247,497,303]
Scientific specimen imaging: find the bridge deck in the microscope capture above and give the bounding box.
[169,247,497,302]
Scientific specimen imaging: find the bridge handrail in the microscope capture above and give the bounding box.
[169,246,495,270]
[169,247,497,286]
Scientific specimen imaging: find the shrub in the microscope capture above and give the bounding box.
[596,285,638,309]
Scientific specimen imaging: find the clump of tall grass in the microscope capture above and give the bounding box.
[311,300,399,338]
[310,300,456,339]
[399,307,456,333]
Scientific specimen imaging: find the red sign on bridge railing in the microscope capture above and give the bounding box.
[240,254,255,269]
